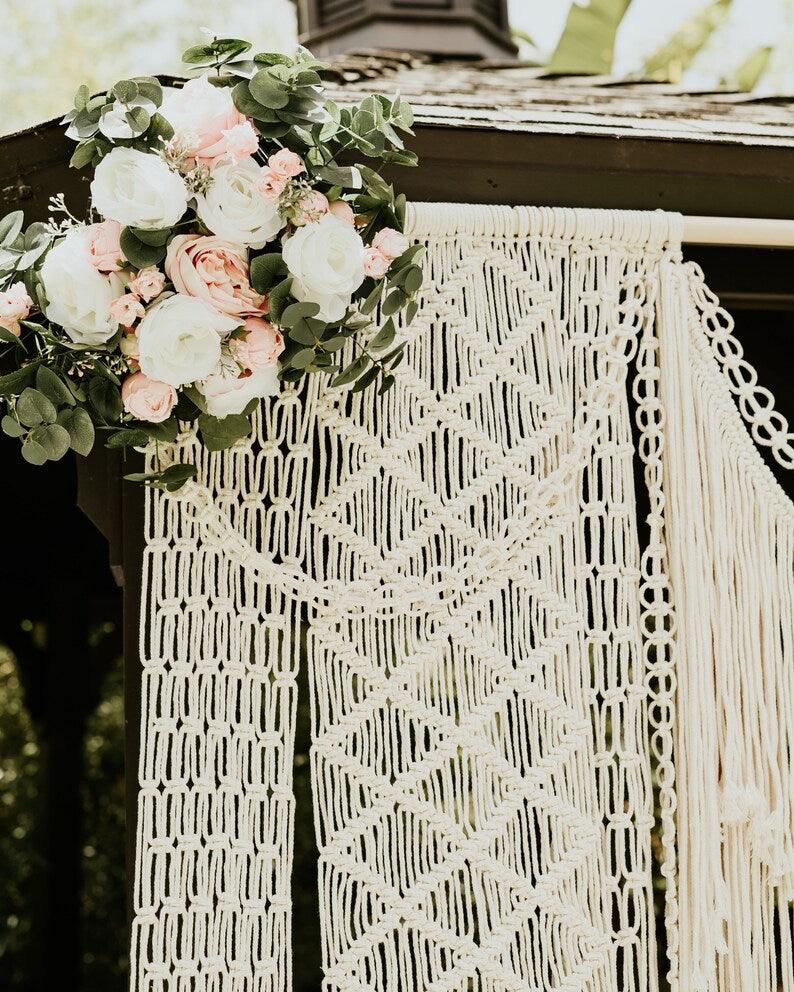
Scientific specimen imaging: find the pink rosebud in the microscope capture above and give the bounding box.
[110,294,145,326]
[128,267,166,303]
[363,247,391,279]
[221,121,260,163]
[86,220,125,273]
[165,235,266,319]
[119,332,140,364]
[268,148,305,178]
[292,190,329,226]
[256,168,288,201]
[121,372,177,423]
[0,282,33,336]
[229,317,284,372]
[372,227,409,261]
[328,200,355,226]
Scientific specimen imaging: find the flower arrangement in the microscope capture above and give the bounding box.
[0,38,423,489]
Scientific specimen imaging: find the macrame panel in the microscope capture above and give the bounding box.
[659,261,794,992]
[130,383,320,992]
[305,205,680,992]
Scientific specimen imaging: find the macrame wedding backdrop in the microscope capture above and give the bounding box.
[130,204,793,992]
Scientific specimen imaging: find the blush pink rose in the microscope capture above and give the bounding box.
[328,200,355,226]
[220,121,260,163]
[293,190,329,226]
[229,317,284,372]
[268,148,304,178]
[0,282,33,336]
[363,247,391,279]
[86,220,125,272]
[256,169,288,201]
[162,77,247,167]
[372,227,409,260]
[121,371,177,423]
[110,293,145,326]
[165,235,266,319]
[128,267,166,302]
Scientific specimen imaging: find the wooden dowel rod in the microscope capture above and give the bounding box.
[683,216,794,248]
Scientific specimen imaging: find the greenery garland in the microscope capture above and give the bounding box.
[0,38,422,490]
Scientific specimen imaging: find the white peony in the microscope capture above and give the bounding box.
[197,364,280,418]
[91,147,188,230]
[137,294,239,387]
[282,214,366,322]
[194,158,282,249]
[41,227,125,346]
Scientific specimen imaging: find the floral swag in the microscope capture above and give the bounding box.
[0,38,422,489]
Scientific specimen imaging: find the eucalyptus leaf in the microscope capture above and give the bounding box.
[0,363,38,397]
[267,277,293,323]
[30,423,71,461]
[350,365,380,394]
[198,412,252,452]
[106,427,149,449]
[58,407,95,455]
[36,366,75,407]
[88,376,122,423]
[21,437,47,466]
[1,414,25,438]
[370,318,396,351]
[0,211,24,248]
[16,387,56,427]
[281,301,320,328]
[331,354,370,388]
[120,227,167,268]
[250,252,287,294]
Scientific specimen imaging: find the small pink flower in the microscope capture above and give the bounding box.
[121,372,177,423]
[128,267,166,303]
[372,227,409,260]
[165,234,266,319]
[110,294,145,326]
[363,247,391,279]
[229,317,284,372]
[328,200,355,226]
[119,331,140,364]
[268,148,304,178]
[86,220,125,273]
[256,169,288,201]
[292,190,329,226]
[0,282,33,336]
[221,121,259,163]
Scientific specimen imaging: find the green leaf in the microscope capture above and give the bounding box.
[250,252,287,294]
[331,354,370,388]
[147,112,174,144]
[314,164,362,189]
[378,373,396,395]
[16,387,56,427]
[382,289,408,317]
[69,140,97,170]
[21,437,47,466]
[643,0,730,81]
[249,69,289,109]
[0,210,24,248]
[112,79,139,104]
[405,300,419,324]
[124,462,197,491]
[58,407,95,455]
[133,76,163,107]
[142,418,179,443]
[360,280,384,316]
[88,376,122,423]
[403,266,423,295]
[1,414,24,438]
[120,227,167,268]
[36,366,75,407]
[0,326,24,348]
[370,318,396,351]
[290,347,316,369]
[320,336,347,352]
[130,226,171,247]
[350,365,380,394]
[281,301,320,328]
[30,423,71,461]
[549,0,632,74]
[106,427,149,449]
[267,277,293,323]
[73,84,90,111]
[383,342,407,369]
[0,363,38,397]
[197,412,252,452]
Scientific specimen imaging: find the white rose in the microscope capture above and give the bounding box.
[137,294,239,387]
[41,227,125,346]
[197,364,280,418]
[91,148,188,230]
[282,214,366,322]
[194,158,281,249]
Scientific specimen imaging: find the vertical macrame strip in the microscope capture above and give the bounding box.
[659,261,794,992]
[306,205,682,992]
[131,383,320,992]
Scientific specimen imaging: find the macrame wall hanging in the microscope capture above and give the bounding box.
[130,203,793,992]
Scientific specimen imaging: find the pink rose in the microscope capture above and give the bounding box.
[128,267,166,302]
[160,77,247,167]
[110,294,145,326]
[328,200,355,226]
[86,220,125,272]
[229,317,284,372]
[363,247,391,279]
[165,235,266,319]
[220,122,260,163]
[0,282,33,336]
[293,190,329,226]
[372,227,409,260]
[268,149,304,178]
[121,372,176,423]
[256,169,288,201]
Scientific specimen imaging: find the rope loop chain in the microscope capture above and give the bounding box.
[131,204,793,992]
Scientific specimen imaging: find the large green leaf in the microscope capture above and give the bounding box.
[643,0,731,82]
[548,0,632,75]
